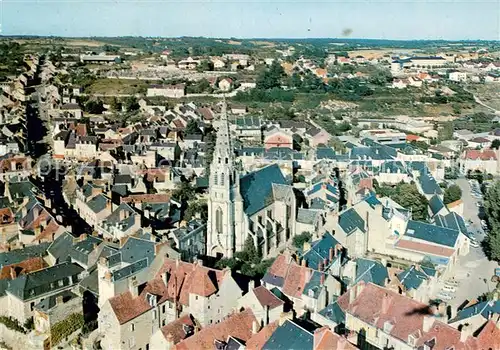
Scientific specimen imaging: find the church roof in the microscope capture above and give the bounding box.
[240,164,287,216]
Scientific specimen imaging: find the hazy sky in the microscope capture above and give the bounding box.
[2,0,499,40]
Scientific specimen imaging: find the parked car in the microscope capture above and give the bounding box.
[437,292,454,300]
[470,239,480,248]
[442,285,457,293]
[445,280,460,287]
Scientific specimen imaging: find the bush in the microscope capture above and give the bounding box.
[0,316,26,334]
[292,232,312,249]
[51,313,84,346]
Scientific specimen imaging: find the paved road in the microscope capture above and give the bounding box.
[438,178,499,308]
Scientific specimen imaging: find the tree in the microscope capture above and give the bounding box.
[491,139,500,150]
[124,96,140,112]
[84,100,104,114]
[184,200,208,221]
[483,182,500,261]
[443,184,462,204]
[172,182,195,204]
[256,61,285,90]
[185,120,201,135]
[110,97,122,112]
[196,60,214,72]
[369,68,392,86]
[292,231,312,249]
[377,182,429,221]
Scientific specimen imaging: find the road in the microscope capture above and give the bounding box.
[464,87,500,115]
[438,177,499,308]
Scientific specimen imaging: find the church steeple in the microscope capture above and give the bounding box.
[206,99,237,257]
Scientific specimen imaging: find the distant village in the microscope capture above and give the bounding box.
[0,40,499,350]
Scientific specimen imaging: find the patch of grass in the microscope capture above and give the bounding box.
[86,78,151,95]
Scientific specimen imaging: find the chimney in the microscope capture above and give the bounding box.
[318,262,323,271]
[56,295,64,305]
[80,233,88,242]
[278,311,293,326]
[165,333,174,350]
[252,320,259,334]
[329,247,334,261]
[301,259,307,267]
[196,259,204,267]
[422,315,434,333]
[349,287,357,304]
[460,324,470,343]
[303,240,311,252]
[248,280,255,291]
[381,293,391,313]
[9,266,17,280]
[320,273,325,285]
[104,270,112,281]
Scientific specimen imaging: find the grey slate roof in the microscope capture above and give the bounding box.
[296,208,319,225]
[449,300,500,324]
[7,262,84,301]
[355,258,388,286]
[239,164,287,216]
[34,290,79,313]
[300,232,342,271]
[338,208,365,236]
[0,243,50,268]
[429,195,446,217]
[263,319,313,350]
[418,172,443,196]
[87,194,109,213]
[397,266,428,290]
[47,232,74,263]
[405,220,459,248]
[318,299,346,325]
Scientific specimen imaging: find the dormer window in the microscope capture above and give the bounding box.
[146,293,157,307]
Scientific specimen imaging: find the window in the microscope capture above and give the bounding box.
[220,173,225,186]
[30,302,35,311]
[129,337,135,347]
[215,208,223,234]
[152,310,157,320]
[162,305,165,313]
[214,173,218,185]
[130,323,135,332]
[162,319,166,326]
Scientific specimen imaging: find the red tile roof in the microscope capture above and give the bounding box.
[252,286,284,310]
[282,263,311,298]
[473,319,500,349]
[313,326,358,350]
[406,134,421,142]
[345,283,481,349]
[0,257,47,280]
[160,314,196,345]
[174,309,257,350]
[396,239,455,257]
[156,259,228,306]
[108,278,169,325]
[246,321,279,350]
[463,149,497,161]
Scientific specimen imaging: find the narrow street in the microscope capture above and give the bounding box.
[27,60,92,235]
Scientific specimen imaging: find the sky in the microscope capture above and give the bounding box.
[1,0,499,40]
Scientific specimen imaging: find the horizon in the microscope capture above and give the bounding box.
[1,35,499,43]
[3,0,499,40]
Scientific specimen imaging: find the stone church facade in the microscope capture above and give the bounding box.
[206,103,298,258]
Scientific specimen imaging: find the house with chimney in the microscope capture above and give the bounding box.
[98,258,244,349]
[343,282,500,349]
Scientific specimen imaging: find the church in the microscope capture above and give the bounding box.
[206,103,300,258]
